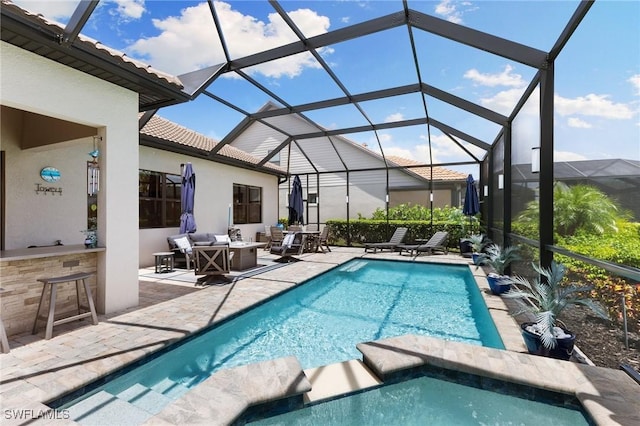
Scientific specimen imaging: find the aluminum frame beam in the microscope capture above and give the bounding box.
[408,10,548,69]
[61,0,99,45]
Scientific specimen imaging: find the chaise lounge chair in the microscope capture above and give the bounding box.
[398,231,449,258]
[363,227,408,253]
[270,232,306,262]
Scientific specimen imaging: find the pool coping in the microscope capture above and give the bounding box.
[356,334,640,426]
[1,250,636,425]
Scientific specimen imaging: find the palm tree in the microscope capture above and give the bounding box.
[516,182,621,238]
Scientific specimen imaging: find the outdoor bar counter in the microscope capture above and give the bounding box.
[0,245,104,337]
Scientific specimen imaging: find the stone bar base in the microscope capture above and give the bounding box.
[0,253,98,337]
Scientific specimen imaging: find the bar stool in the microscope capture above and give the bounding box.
[0,318,9,353]
[0,287,9,353]
[32,272,99,340]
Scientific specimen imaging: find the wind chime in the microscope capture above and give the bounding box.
[88,136,101,195]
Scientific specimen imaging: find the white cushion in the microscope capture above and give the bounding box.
[174,236,192,253]
[282,233,295,247]
[215,234,231,244]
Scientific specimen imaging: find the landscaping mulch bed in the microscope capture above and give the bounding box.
[559,305,640,370]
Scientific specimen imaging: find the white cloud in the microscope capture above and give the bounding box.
[567,117,592,129]
[479,86,635,123]
[112,0,145,20]
[384,113,404,123]
[126,1,331,76]
[555,93,634,119]
[434,0,463,24]
[381,147,415,160]
[478,87,530,116]
[554,150,588,162]
[372,132,484,165]
[629,74,640,96]
[12,0,77,20]
[464,64,526,88]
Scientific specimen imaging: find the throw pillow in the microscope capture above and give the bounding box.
[174,236,192,253]
[215,234,231,244]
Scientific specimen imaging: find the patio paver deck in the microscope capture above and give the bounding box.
[0,247,637,425]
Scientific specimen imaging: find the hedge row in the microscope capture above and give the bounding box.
[325,219,470,249]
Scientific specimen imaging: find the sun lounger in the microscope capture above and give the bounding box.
[398,231,449,258]
[363,227,408,253]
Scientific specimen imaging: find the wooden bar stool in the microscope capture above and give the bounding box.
[32,272,99,340]
[0,318,9,353]
[0,287,10,353]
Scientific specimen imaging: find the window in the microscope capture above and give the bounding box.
[307,193,318,205]
[233,184,262,224]
[139,169,181,228]
[267,149,280,166]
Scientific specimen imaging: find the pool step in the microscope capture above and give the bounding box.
[339,260,367,272]
[303,359,382,404]
[67,380,191,424]
[66,390,153,425]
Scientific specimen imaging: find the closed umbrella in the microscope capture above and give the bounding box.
[288,175,304,225]
[462,174,480,231]
[179,162,197,234]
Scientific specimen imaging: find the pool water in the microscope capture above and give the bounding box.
[59,259,503,422]
[251,375,589,425]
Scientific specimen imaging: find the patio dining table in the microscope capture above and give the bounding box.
[297,231,320,253]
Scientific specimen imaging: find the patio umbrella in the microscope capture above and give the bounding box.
[288,175,304,225]
[179,162,197,233]
[462,174,480,231]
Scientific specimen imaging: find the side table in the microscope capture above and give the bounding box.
[153,252,174,273]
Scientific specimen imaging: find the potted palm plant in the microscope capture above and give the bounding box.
[480,244,520,294]
[462,234,491,265]
[504,261,609,360]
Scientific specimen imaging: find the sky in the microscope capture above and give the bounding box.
[12,0,640,176]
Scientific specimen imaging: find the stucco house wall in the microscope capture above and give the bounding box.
[1,41,139,314]
[138,145,279,267]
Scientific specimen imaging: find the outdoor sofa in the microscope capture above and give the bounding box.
[167,233,231,269]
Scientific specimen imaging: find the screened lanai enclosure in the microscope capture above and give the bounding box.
[4,1,638,285]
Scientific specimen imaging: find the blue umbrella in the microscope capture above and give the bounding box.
[288,175,304,225]
[179,163,197,233]
[463,174,480,230]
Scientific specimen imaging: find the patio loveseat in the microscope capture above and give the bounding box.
[167,233,231,269]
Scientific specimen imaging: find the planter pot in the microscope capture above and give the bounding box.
[520,322,576,360]
[472,253,481,265]
[459,239,473,258]
[487,273,511,295]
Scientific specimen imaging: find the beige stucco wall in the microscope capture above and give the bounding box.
[139,146,280,267]
[1,41,139,314]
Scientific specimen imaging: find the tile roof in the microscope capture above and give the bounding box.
[140,115,286,174]
[1,0,182,88]
[386,156,468,181]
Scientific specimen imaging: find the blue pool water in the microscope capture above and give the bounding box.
[251,375,590,425]
[60,259,503,422]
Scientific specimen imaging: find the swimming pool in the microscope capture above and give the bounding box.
[249,373,590,425]
[58,259,503,422]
